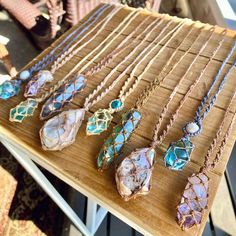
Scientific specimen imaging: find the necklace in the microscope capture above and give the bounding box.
[176,90,236,230]
[9,6,141,123]
[0,4,111,100]
[85,18,186,136]
[39,15,184,151]
[115,31,236,201]
[164,40,236,171]
[97,24,218,173]
[24,5,125,97]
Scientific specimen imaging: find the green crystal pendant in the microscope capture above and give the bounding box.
[164,137,194,171]
[9,99,38,123]
[97,109,141,170]
[86,109,113,135]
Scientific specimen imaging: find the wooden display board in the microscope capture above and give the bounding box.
[0,4,236,236]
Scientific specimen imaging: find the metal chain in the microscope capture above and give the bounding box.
[201,89,236,172]
[84,17,185,110]
[194,40,236,123]
[28,4,111,75]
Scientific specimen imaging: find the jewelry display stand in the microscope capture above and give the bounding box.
[0,4,236,236]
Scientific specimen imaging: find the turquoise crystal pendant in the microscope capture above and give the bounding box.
[9,99,38,123]
[86,99,124,136]
[86,109,113,135]
[0,80,21,100]
[164,137,194,171]
[97,109,141,170]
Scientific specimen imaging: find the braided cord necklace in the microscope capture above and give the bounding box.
[85,18,187,136]
[98,24,215,172]
[177,89,236,230]
[39,15,183,151]
[114,30,236,201]
[0,4,111,100]
[24,5,126,97]
[9,7,143,123]
[164,40,236,171]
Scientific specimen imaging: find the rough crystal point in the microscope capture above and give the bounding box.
[24,70,53,97]
[40,109,85,151]
[115,147,155,201]
[176,172,209,230]
[0,79,21,100]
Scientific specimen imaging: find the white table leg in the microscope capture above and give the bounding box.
[0,138,92,236]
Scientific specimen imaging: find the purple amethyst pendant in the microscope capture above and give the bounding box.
[24,70,53,97]
[176,172,209,230]
[115,147,155,201]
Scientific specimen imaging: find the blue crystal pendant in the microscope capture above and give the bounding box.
[86,99,124,136]
[164,137,194,171]
[97,109,141,170]
[0,80,21,100]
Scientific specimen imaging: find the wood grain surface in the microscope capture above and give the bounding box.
[0,4,236,236]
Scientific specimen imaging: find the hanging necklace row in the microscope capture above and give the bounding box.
[39,15,187,151]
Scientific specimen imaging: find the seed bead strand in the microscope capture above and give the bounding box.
[150,27,228,147]
[84,19,185,110]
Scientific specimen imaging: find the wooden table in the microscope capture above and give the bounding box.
[0,3,236,236]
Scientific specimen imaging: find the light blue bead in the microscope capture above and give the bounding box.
[19,70,31,81]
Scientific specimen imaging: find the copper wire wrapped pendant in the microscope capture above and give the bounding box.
[40,108,85,151]
[40,75,86,120]
[115,147,155,201]
[97,109,142,170]
[176,172,209,230]
[24,70,53,97]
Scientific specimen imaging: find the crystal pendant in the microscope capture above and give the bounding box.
[24,70,53,97]
[40,74,86,120]
[97,109,141,170]
[9,99,38,123]
[0,80,21,100]
[177,172,209,230]
[86,109,113,135]
[164,137,194,171]
[40,109,85,151]
[115,147,155,201]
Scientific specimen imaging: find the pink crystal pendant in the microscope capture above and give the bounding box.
[176,172,209,230]
[115,147,155,201]
[24,70,53,97]
[40,108,85,151]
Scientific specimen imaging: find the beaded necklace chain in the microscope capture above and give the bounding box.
[114,30,236,201]
[39,16,185,151]
[24,5,125,97]
[177,90,236,230]
[0,4,111,100]
[98,24,217,173]
[9,7,143,123]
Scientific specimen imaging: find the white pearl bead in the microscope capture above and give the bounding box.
[186,122,199,134]
[19,70,30,80]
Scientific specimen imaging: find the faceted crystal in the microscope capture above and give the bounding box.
[25,70,53,97]
[86,109,113,135]
[97,110,142,170]
[110,99,123,111]
[40,109,85,151]
[164,137,194,171]
[0,80,21,100]
[176,172,209,230]
[9,99,38,123]
[116,147,156,201]
[40,74,86,120]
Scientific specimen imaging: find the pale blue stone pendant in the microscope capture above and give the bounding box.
[164,137,194,171]
[86,98,124,136]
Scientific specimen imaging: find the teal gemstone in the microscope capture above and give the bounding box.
[96,109,142,170]
[0,80,21,100]
[110,99,123,110]
[164,137,194,171]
